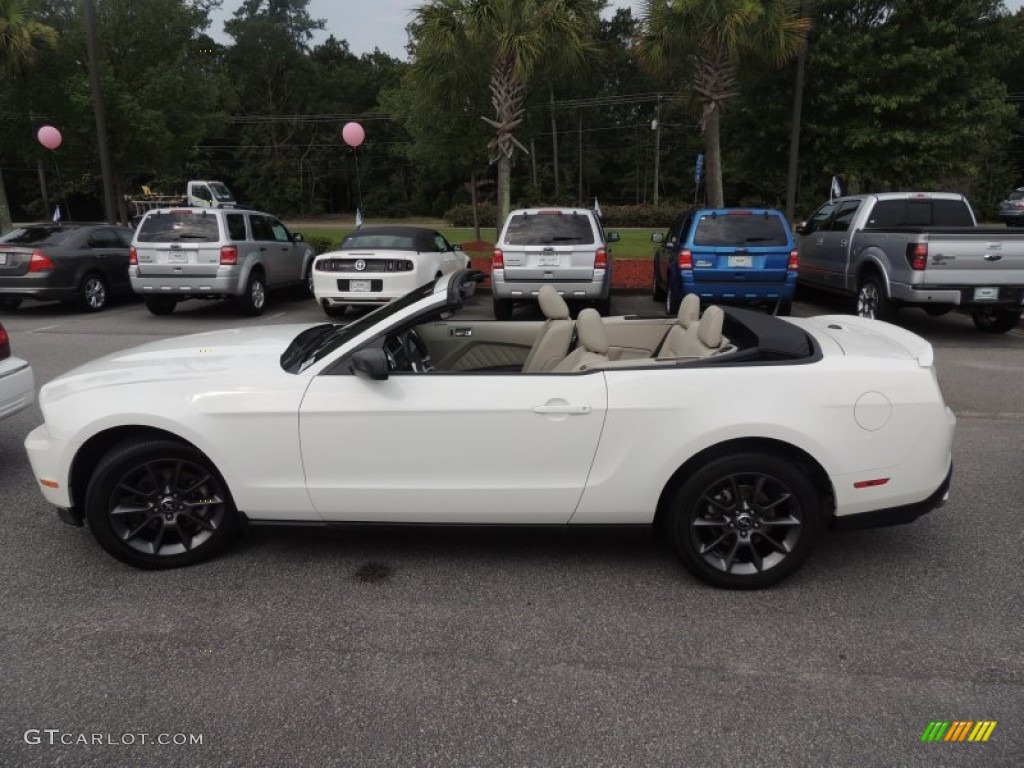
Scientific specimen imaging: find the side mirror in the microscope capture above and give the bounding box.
[292,232,305,242]
[795,222,809,236]
[352,348,389,381]
[651,233,664,244]
[606,231,620,243]
[452,243,463,251]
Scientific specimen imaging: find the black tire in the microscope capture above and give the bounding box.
[493,298,514,320]
[775,299,792,316]
[971,307,1020,334]
[855,275,895,322]
[77,273,108,312]
[652,263,666,302]
[665,284,681,317]
[298,261,315,298]
[0,298,22,311]
[923,304,953,317]
[594,295,612,315]
[84,439,239,569]
[237,270,267,316]
[144,296,177,315]
[321,299,346,318]
[667,453,823,589]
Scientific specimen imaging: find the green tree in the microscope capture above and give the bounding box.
[636,0,809,207]
[410,0,601,225]
[0,0,56,232]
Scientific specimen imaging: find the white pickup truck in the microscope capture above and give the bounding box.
[126,180,237,224]
[796,192,1024,333]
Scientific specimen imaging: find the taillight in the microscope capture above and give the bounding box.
[492,248,504,269]
[28,250,55,272]
[788,250,799,270]
[129,246,138,265]
[0,323,10,360]
[220,245,239,265]
[907,243,927,270]
[595,247,608,270]
[677,249,693,270]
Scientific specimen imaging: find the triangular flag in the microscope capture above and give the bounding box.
[355,208,363,229]
[52,205,61,223]
[593,197,602,219]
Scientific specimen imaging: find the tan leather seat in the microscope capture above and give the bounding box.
[552,308,610,372]
[657,294,701,358]
[521,285,574,372]
[658,304,728,359]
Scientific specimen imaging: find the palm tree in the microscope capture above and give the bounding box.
[0,0,57,233]
[636,0,809,207]
[410,0,599,226]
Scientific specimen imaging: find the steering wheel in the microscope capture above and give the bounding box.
[384,329,434,372]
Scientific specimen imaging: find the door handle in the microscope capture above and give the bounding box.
[532,404,591,415]
[450,328,472,337]
[815,237,824,246]
[839,239,847,247]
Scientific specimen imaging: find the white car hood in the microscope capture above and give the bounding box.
[40,324,317,405]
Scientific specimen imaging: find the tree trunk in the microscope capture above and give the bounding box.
[785,0,810,223]
[470,170,480,242]
[0,169,13,234]
[704,104,724,207]
[497,155,511,229]
[550,89,559,199]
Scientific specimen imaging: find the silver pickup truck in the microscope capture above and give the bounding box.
[796,192,1024,333]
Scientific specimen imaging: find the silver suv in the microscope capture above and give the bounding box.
[491,207,618,319]
[998,187,1024,227]
[130,207,315,315]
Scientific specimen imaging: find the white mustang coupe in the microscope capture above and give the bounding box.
[25,271,955,589]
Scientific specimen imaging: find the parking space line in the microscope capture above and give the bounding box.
[29,323,63,333]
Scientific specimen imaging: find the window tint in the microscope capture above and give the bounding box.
[866,199,974,228]
[692,214,789,246]
[226,213,246,241]
[114,228,133,247]
[269,219,290,242]
[136,212,220,242]
[1008,190,1024,201]
[193,185,212,202]
[0,226,72,246]
[432,234,450,252]
[249,215,276,241]
[88,228,119,248]
[340,234,416,250]
[209,182,235,202]
[827,201,861,232]
[502,213,595,245]
[803,203,836,234]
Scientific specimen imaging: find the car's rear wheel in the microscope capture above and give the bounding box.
[493,298,514,320]
[77,273,108,312]
[0,298,22,311]
[84,439,239,569]
[594,296,611,315]
[775,299,792,316]
[144,296,177,315]
[321,299,346,318]
[665,284,681,317]
[856,275,894,322]
[652,264,666,302]
[971,307,1020,334]
[668,453,822,589]
[923,304,953,317]
[237,271,267,316]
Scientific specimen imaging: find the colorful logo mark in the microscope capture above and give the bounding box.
[921,721,997,742]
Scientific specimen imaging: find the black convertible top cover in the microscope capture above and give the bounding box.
[339,226,441,252]
[721,306,814,359]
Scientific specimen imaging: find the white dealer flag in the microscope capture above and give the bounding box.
[830,176,842,202]
[593,197,602,219]
[52,205,61,223]
[355,208,363,229]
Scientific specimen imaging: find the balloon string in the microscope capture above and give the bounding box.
[354,150,362,209]
[51,150,67,222]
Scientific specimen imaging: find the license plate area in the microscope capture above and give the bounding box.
[338,279,382,293]
[168,250,194,264]
[537,254,561,267]
[728,254,753,268]
[350,280,371,292]
[974,287,999,301]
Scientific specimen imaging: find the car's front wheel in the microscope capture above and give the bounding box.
[856,275,895,322]
[84,439,240,569]
[652,263,666,302]
[665,284,681,317]
[0,298,22,311]
[668,453,822,589]
[971,307,1020,334]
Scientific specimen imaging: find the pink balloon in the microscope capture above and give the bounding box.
[342,122,365,148]
[37,125,62,150]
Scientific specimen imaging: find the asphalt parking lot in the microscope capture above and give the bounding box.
[1,289,1022,767]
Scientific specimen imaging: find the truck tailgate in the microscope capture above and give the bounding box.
[922,231,1024,291]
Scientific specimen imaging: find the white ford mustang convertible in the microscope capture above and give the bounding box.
[25,271,954,588]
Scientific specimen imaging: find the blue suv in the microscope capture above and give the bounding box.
[652,208,798,315]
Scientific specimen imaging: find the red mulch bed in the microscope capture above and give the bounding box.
[468,255,650,290]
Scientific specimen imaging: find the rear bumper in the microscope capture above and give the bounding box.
[0,360,34,420]
[679,275,796,303]
[832,462,952,531]
[0,281,77,301]
[131,271,245,297]
[491,269,610,301]
[889,282,1024,307]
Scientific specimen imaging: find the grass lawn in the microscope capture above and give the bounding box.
[288,221,661,260]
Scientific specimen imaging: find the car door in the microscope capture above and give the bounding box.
[267,217,302,282]
[84,227,122,288]
[433,232,459,274]
[817,200,862,290]
[656,213,688,290]
[796,202,837,287]
[248,214,284,285]
[299,366,609,523]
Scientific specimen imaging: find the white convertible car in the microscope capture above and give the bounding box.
[25,271,955,588]
[312,225,470,317]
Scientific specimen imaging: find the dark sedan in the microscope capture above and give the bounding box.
[0,223,134,312]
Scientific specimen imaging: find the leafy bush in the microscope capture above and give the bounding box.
[301,234,336,255]
[444,202,691,228]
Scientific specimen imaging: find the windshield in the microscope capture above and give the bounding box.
[209,182,235,202]
[281,280,441,373]
[502,213,595,245]
[693,214,789,246]
[136,211,221,242]
[0,226,74,246]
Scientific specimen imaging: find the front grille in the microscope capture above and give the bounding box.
[316,258,414,272]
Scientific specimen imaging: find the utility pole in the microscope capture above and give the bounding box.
[550,89,559,199]
[652,97,661,207]
[785,0,811,223]
[577,110,583,205]
[83,0,116,224]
